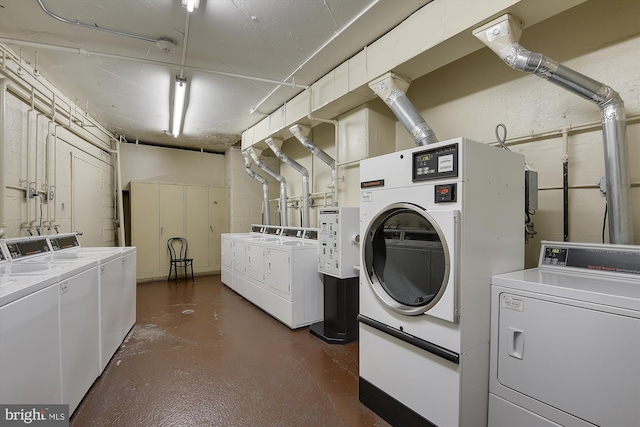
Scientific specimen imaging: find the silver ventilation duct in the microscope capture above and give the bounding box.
[241,150,271,225]
[264,137,310,228]
[289,124,337,207]
[246,147,288,226]
[473,14,634,245]
[369,72,438,146]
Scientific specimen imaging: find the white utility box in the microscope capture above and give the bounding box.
[318,207,360,279]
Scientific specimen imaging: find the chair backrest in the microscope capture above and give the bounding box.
[167,237,189,261]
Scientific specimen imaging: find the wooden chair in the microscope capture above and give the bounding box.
[167,237,194,283]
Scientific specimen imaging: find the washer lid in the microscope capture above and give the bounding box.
[0,259,97,280]
[0,274,59,307]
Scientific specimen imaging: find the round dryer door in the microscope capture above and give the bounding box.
[364,203,451,315]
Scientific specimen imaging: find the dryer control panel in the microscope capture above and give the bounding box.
[413,143,459,181]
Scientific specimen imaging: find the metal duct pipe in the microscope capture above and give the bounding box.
[264,137,310,228]
[473,14,634,244]
[247,147,288,226]
[242,150,271,225]
[369,73,438,146]
[0,78,9,237]
[289,124,337,208]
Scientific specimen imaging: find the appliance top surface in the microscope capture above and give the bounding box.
[492,267,640,313]
[36,250,121,264]
[0,274,59,307]
[0,258,98,279]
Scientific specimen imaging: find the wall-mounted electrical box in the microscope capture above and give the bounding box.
[318,207,360,279]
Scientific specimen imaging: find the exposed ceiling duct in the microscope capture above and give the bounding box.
[369,72,438,146]
[246,147,288,226]
[241,151,271,226]
[289,124,337,207]
[473,14,634,245]
[264,137,310,228]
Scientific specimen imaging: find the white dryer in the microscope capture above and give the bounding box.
[358,137,524,427]
[490,241,640,427]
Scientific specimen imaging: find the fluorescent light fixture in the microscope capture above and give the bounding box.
[181,0,200,13]
[171,77,187,137]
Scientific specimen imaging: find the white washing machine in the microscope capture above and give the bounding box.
[0,236,100,416]
[489,241,640,427]
[0,246,62,405]
[358,137,524,426]
[48,233,137,342]
[31,234,123,373]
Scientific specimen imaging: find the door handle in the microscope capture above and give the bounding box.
[268,261,271,274]
[508,327,524,360]
[160,226,164,234]
[210,225,213,232]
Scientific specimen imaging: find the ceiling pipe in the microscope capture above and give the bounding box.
[369,72,438,146]
[247,147,288,226]
[242,150,271,225]
[36,0,167,45]
[289,124,337,207]
[0,38,309,89]
[264,137,310,228]
[0,78,10,237]
[473,14,634,245]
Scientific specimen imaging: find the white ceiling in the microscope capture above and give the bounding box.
[0,0,431,152]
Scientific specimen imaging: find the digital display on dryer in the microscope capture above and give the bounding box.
[413,144,458,181]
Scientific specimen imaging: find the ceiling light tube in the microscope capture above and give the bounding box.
[171,77,187,137]
[181,0,200,13]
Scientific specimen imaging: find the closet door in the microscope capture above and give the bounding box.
[158,184,185,274]
[185,185,209,271]
[131,182,160,277]
[208,186,230,270]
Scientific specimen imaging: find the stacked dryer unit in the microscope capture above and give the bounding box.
[358,137,524,426]
[0,236,100,415]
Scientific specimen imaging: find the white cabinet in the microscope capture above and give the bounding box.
[131,182,229,280]
[0,284,62,404]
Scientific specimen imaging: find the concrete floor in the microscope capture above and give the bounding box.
[70,275,389,426]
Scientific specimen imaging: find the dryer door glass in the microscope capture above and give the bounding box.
[364,205,448,314]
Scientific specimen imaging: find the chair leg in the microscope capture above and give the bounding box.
[190,263,194,283]
[167,264,173,281]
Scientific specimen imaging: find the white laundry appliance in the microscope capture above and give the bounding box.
[0,246,62,405]
[0,236,100,416]
[48,233,137,342]
[358,137,524,426]
[489,241,640,427]
[29,234,123,373]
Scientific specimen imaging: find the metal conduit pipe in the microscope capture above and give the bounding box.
[247,147,288,226]
[0,78,9,237]
[369,73,438,146]
[242,150,271,225]
[264,137,310,228]
[473,14,634,245]
[289,124,337,208]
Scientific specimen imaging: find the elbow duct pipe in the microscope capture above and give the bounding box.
[0,78,9,237]
[264,137,310,228]
[247,147,288,226]
[242,151,271,225]
[473,14,634,245]
[369,73,438,146]
[289,124,337,207]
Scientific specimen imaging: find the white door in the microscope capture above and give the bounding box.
[266,247,291,299]
[185,185,208,271]
[247,243,265,283]
[131,182,159,276]
[209,186,230,270]
[72,156,105,245]
[159,184,184,275]
[233,240,247,275]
